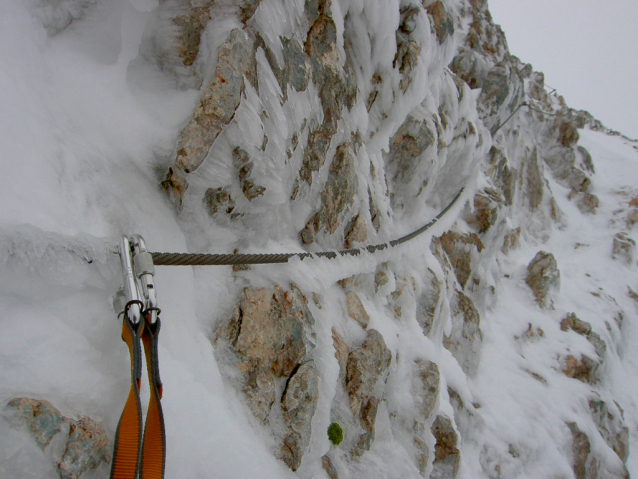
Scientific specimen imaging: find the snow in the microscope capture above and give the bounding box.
[1,0,638,478]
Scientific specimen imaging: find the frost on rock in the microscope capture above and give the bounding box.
[174,28,257,175]
[416,268,442,337]
[345,329,392,456]
[525,251,560,308]
[431,415,460,479]
[434,231,484,289]
[214,285,317,470]
[6,398,110,479]
[5,0,638,477]
[30,0,96,36]
[444,290,482,376]
[300,142,358,244]
[612,232,635,264]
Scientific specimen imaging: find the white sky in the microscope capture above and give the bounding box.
[488,0,638,140]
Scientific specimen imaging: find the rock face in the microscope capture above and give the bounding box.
[346,329,392,422]
[6,397,110,479]
[214,285,317,470]
[444,290,482,376]
[431,415,460,479]
[345,291,370,328]
[525,251,560,308]
[175,28,257,175]
[301,143,358,244]
[111,0,633,476]
[436,232,484,289]
[416,268,442,337]
[612,232,635,264]
[281,361,319,471]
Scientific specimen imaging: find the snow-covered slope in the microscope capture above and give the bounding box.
[1,0,637,478]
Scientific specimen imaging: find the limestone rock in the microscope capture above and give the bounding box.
[563,354,599,384]
[416,268,442,336]
[203,187,237,217]
[239,0,264,23]
[351,432,372,457]
[561,313,607,360]
[466,190,501,234]
[299,123,333,186]
[161,167,189,210]
[525,251,560,308]
[233,147,266,201]
[413,359,440,421]
[281,361,319,471]
[560,312,592,335]
[242,370,276,423]
[58,416,110,479]
[175,28,257,174]
[345,291,370,328]
[557,119,579,148]
[300,143,358,243]
[436,231,484,289]
[216,286,317,471]
[589,398,629,464]
[172,4,213,67]
[444,290,482,376]
[480,63,511,122]
[431,415,460,479]
[322,454,339,479]
[346,329,392,420]
[386,116,435,188]
[332,329,349,384]
[298,2,357,187]
[567,422,592,479]
[280,38,311,93]
[577,146,595,174]
[374,269,390,293]
[502,227,521,254]
[577,192,600,214]
[394,6,422,92]
[425,1,455,44]
[344,215,368,249]
[7,397,66,449]
[525,148,544,211]
[612,232,635,264]
[6,397,110,479]
[256,35,311,100]
[233,286,313,378]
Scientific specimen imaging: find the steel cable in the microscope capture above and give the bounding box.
[150,188,465,266]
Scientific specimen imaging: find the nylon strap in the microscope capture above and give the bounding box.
[111,310,166,479]
[110,318,143,479]
[140,314,166,479]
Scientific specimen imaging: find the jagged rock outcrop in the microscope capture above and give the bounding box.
[214,285,317,470]
[4,0,638,477]
[68,0,634,476]
[345,330,392,434]
[612,232,635,264]
[6,397,110,479]
[435,232,484,289]
[431,415,460,478]
[444,290,482,375]
[525,251,560,308]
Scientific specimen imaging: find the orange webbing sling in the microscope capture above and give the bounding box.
[111,304,166,479]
